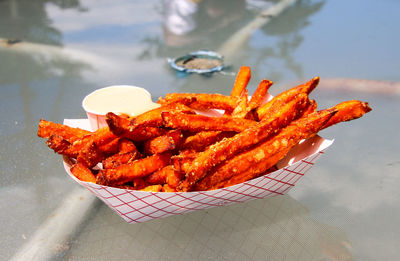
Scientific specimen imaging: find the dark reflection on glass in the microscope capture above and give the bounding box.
[251,0,325,81]
[139,0,253,60]
[139,0,324,83]
[0,0,86,45]
[0,0,89,184]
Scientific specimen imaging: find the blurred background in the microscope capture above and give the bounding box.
[1,0,399,260]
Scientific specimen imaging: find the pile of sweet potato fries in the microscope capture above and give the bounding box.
[37,67,371,192]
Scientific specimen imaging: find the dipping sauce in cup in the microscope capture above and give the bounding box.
[82,85,160,130]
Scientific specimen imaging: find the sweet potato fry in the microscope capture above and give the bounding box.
[102,151,140,169]
[171,150,198,173]
[96,151,172,186]
[117,138,138,153]
[158,93,238,111]
[181,93,310,191]
[145,165,182,188]
[145,165,170,185]
[193,108,337,191]
[257,76,319,120]
[249,79,273,109]
[140,185,163,192]
[38,119,90,143]
[180,131,235,151]
[77,141,105,168]
[162,184,177,192]
[133,178,147,190]
[166,167,183,188]
[70,162,96,183]
[106,112,167,141]
[231,66,251,97]
[61,127,117,158]
[323,100,372,128]
[231,89,249,118]
[46,134,73,157]
[162,111,257,132]
[129,102,195,130]
[144,129,183,155]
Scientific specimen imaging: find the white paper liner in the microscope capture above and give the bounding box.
[62,119,333,224]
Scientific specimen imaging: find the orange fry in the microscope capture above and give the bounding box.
[96,152,172,186]
[162,184,178,192]
[231,66,251,97]
[145,165,170,185]
[166,167,183,188]
[62,127,117,158]
[140,185,163,192]
[144,129,183,155]
[181,93,310,191]
[102,151,140,169]
[180,131,235,151]
[249,79,273,109]
[46,134,73,157]
[323,100,372,128]
[106,112,167,141]
[70,162,96,183]
[162,111,257,132]
[38,119,90,143]
[158,93,238,111]
[231,89,249,118]
[171,150,198,173]
[77,141,105,168]
[130,102,195,130]
[257,76,319,120]
[194,108,337,191]
[117,138,138,153]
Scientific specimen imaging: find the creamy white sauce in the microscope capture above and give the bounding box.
[82,85,160,116]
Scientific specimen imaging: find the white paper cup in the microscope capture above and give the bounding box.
[82,85,158,130]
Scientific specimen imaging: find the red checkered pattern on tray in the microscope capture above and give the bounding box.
[72,149,326,224]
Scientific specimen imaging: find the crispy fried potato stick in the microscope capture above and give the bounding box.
[101,138,140,169]
[257,76,320,120]
[249,79,273,110]
[70,162,96,183]
[61,127,117,158]
[158,93,238,111]
[96,152,172,186]
[180,131,235,151]
[130,102,195,130]
[106,112,167,141]
[194,108,337,191]
[144,129,183,155]
[323,100,372,128]
[133,178,147,190]
[181,93,310,191]
[46,134,73,157]
[38,119,90,143]
[117,138,138,153]
[162,184,177,192]
[145,165,170,185]
[145,165,182,188]
[45,127,118,162]
[162,111,257,132]
[166,167,183,188]
[231,89,249,118]
[172,150,198,173]
[102,151,140,169]
[77,141,105,168]
[140,185,163,192]
[231,66,251,97]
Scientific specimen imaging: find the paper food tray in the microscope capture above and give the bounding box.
[62,119,333,224]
